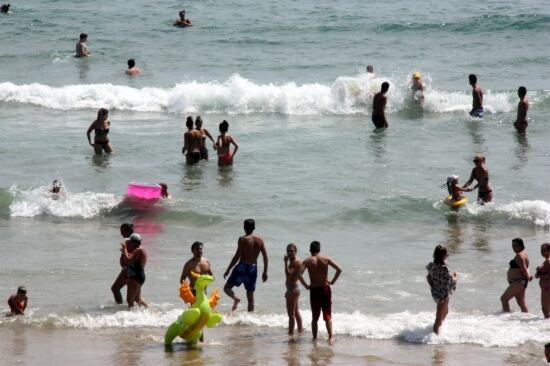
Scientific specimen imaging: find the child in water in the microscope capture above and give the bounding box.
[159,183,170,199]
[7,286,27,316]
[535,243,550,318]
[50,180,64,196]
[446,175,472,202]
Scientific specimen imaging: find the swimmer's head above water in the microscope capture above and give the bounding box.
[219,120,229,133]
[468,74,477,86]
[518,86,527,98]
[186,116,194,129]
[366,65,374,73]
[380,81,389,93]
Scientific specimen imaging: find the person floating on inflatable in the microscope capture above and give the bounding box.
[164,272,222,345]
[444,175,472,210]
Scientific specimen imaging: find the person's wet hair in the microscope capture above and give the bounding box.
[244,218,255,234]
[310,241,321,254]
[286,243,297,252]
[381,82,389,93]
[80,33,88,41]
[366,65,374,73]
[518,86,527,97]
[541,243,550,252]
[433,245,448,265]
[195,116,203,127]
[127,59,135,68]
[469,74,477,84]
[159,183,168,197]
[219,120,229,133]
[512,238,525,250]
[120,223,134,238]
[97,108,108,120]
[186,116,194,129]
[17,286,27,294]
[191,241,203,252]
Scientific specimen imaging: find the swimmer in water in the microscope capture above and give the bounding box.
[50,180,64,195]
[366,65,375,77]
[514,86,529,134]
[411,72,425,102]
[125,59,141,77]
[535,243,550,318]
[195,116,216,161]
[1,3,10,13]
[446,175,472,201]
[216,120,239,167]
[372,82,389,129]
[7,286,27,316]
[182,116,203,166]
[75,33,91,57]
[86,108,112,155]
[468,74,483,118]
[159,183,170,198]
[174,10,193,27]
[462,154,492,204]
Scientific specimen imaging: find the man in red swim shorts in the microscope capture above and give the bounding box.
[300,241,342,341]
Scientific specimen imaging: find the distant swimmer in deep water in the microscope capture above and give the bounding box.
[514,86,529,134]
[174,10,193,27]
[216,120,239,167]
[366,65,375,77]
[462,154,492,204]
[125,59,141,77]
[182,116,203,165]
[75,33,91,57]
[372,82,389,129]
[159,183,170,198]
[468,74,483,118]
[7,286,27,316]
[86,108,113,155]
[1,4,10,13]
[50,180,64,195]
[411,72,425,102]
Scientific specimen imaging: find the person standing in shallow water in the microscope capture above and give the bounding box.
[501,238,533,313]
[195,116,216,160]
[216,120,239,167]
[426,245,457,335]
[300,241,342,341]
[122,233,148,308]
[462,154,492,204]
[514,86,529,134]
[7,286,28,316]
[182,116,202,165]
[111,223,134,304]
[223,219,268,312]
[372,82,389,129]
[284,243,303,336]
[535,243,550,318]
[75,33,91,57]
[468,74,484,118]
[86,108,112,155]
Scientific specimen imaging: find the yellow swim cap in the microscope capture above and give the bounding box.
[412,72,422,79]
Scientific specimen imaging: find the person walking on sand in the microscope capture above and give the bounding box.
[216,120,238,167]
[75,33,91,57]
[535,243,550,318]
[514,86,529,134]
[284,243,303,335]
[182,116,203,165]
[462,154,492,204]
[426,245,457,334]
[111,223,134,304]
[300,241,342,341]
[372,82,389,129]
[500,238,533,313]
[7,286,28,316]
[180,241,213,291]
[223,219,268,312]
[468,74,483,118]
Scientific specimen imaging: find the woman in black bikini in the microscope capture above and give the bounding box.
[86,108,112,155]
[122,233,148,308]
[500,238,533,313]
[462,154,492,203]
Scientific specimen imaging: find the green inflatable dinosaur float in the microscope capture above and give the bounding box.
[164,271,223,344]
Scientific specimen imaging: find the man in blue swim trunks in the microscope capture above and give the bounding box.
[469,74,484,118]
[223,219,268,311]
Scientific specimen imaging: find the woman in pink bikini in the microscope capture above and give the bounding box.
[216,120,239,167]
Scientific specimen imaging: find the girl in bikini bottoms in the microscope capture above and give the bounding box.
[284,243,303,335]
[216,120,239,167]
[462,154,492,204]
[86,108,113,155]
[535,243,550,318]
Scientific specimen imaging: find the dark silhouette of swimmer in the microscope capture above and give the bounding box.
[174,10,192,26]
[469,74,483,118]
[372,82,389,129]
[0,4,10,13]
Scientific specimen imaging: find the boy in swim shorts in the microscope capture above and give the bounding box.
[300,241,342,341]
[224,219,268,312]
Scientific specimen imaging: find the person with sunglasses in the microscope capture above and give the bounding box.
[462,154,492,203]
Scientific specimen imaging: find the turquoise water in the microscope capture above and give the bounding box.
[2,1,550,364]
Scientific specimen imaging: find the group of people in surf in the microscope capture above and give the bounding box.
[370,71,530,135]
[430,238,550,336]
[86,108,238,167]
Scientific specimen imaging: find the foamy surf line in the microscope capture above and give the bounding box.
[0,74,523,115]
[4,309,549,347]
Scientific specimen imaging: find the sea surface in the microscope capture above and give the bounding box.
[2,0,550,365]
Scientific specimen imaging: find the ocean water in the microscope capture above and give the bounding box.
[2,0,550,364]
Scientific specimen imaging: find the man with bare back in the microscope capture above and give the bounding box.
[180,241,213,291]
[300,241,342,341]
[224,219,268,312]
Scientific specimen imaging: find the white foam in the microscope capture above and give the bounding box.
[0,74,517,115]
[9,184,119,218]
[463,200,550,227]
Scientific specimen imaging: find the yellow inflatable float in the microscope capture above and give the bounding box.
[164,271,222,345]
[443,195,468,208]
